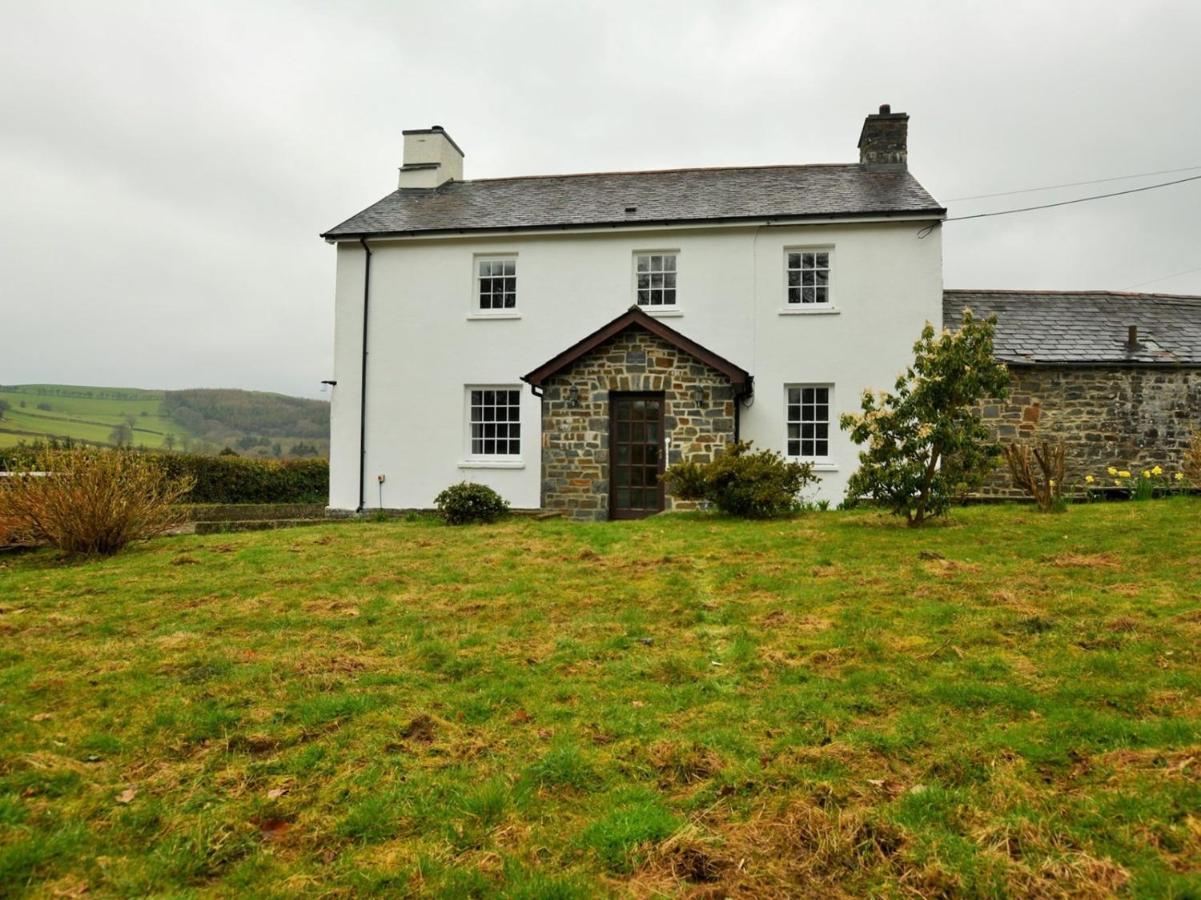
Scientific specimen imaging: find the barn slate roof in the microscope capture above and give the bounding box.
[943,290,1201,366]
[321,164,944,238]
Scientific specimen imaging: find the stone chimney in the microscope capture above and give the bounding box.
[398,126,464,188]
[858,104,908,171]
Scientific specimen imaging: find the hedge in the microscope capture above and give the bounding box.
[0,446,328,505]
[157,454,328,504]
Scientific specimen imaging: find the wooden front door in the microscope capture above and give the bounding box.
[610,392,665,519]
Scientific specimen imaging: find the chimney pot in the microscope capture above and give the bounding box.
[858,104,908,172]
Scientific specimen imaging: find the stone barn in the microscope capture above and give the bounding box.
[944,290,1201,495]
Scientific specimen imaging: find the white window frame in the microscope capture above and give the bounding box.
[632,250,681,315]
[780,246,838,315]
[784,384,837,471]
[468,254,521,320]
[460,385,524,468]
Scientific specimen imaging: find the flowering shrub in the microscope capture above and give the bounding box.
[841,310,1010,526]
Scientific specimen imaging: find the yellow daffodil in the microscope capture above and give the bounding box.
[1085,475,1095,484]
[1118,470,1131,478]
[1107,466,1118,476]
[1113,479,1122,486]
[1152,465,1163,476]
[1142,470,1151,478]
[1176,473,1186,482]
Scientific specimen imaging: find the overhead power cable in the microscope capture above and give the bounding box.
[947,164,1201,202]
[1122,265,1201,291]
[944,173,1201,222]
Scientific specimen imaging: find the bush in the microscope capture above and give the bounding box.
[841,310,1011,526]
[1003,441,1065,512]
[434,482,510,525]
[662,442,816,518]
[0,449,194,555]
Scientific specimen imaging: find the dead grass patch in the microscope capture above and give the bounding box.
[291,653,375,677]
[1047,553,1120,569]
[923,558,982,578]
[400,714,438,744]
[1003,853,1130,899]
[648,741,725,786]
[1097,746,1199,780]
[1106,615,1140,633]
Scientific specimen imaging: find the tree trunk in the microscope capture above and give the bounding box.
[909,442,942,527]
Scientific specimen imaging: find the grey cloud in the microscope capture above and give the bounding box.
[2,0,1198,397]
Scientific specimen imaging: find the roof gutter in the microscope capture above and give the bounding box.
[356,237,372,512]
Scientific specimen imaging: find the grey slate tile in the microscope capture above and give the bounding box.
[944,290,1201,366]
[322,164,943,237]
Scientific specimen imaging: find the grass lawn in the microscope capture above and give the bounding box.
[1,501,1199,897]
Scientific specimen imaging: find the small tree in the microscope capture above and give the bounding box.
[0,399,9,420]
[841,310,1010,526]
[108,422,133,447]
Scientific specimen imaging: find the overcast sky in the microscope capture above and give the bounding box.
[3,0,1200,398]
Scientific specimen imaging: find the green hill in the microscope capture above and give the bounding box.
[0,384,329,458]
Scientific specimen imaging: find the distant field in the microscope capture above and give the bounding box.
[0,384,329,456]
[0,385,181,450]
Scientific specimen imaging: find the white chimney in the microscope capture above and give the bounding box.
[398,126,464,188]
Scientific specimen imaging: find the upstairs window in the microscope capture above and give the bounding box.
[478,258,517,311]
[786,386,830,458]
[468,388,521,457]
[786,250,831,305]
[635,253,677,307]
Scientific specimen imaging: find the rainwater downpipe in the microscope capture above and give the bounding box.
[357,237,373,512]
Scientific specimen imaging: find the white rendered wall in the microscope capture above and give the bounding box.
[327,219,943,510]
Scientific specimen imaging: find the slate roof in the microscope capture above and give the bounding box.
[943,290,1201,366]
[322,164,944,238]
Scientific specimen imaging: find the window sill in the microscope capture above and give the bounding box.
[640,307,684,318]
[778,306,840,316]
[458,459,525,470]
[790,460,839,472]
[467,312,521,321]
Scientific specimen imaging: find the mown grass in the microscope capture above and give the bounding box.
[1,501,1199,897]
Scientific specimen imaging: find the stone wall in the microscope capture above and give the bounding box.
[540,328,738,520]
[979,365,1201,496]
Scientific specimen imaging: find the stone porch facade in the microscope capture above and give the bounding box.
[536,329,741,520]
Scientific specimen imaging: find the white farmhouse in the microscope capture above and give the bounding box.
[322,106,945,519]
